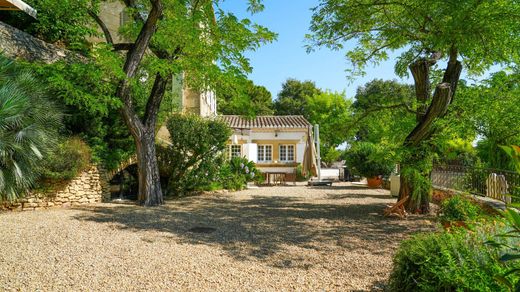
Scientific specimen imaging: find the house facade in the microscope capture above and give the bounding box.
[221,115,311,174]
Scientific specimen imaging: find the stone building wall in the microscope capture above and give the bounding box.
[1,166,111,211]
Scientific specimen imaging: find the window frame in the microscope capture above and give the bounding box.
[257,144,273,163]
[279,144,295,162]
[228,144,242,159]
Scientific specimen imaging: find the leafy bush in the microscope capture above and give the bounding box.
[488,209,520,290]
[295,164,310,181]
[344,142,394,178]
[439,194,482,223]
[158,113,231,196]
[389,223,520,291]
[37,137,91,181]
[219,157,263,191]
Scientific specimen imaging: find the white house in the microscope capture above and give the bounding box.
[220,115,312,176]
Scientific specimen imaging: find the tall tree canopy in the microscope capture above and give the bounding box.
[217,79,274,116]
[449,71,520,170]
[308,0,520,212]
[305,91,352,165]
[352,79,415,145]
[274,78,322,116]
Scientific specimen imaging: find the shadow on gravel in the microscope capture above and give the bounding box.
[326,193,393,200]
[73,193,432,268]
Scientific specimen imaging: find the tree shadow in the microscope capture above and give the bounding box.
[73,193,433,271]
[326,193,394,200]
[309,185,368,191]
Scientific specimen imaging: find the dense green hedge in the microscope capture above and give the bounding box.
[389,222,520,291]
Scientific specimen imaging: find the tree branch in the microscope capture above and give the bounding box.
[405,83,452,146]
[144,73,170,128]
[349,103,416,129]
[88,10,114,44]
[116,0,164,138]
[113,43,134,51]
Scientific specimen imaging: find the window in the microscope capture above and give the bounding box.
[229,145,242,158]
[279,145,295,162]
[258,145,272,162]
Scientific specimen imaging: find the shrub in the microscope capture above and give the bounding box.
[295,164,310,181]
[389,223,520,291]
[37,137,91,182]
[158,113,231,196]
[0,55,62,201]
[439,194,482,223]
[344,142,394,178]
[219,157,263,191]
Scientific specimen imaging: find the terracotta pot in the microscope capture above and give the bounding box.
[367,176,383,188]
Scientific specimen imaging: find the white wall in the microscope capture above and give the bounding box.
[243,143,258,163]
[233,129,307,163]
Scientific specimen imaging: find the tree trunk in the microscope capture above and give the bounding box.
[135,131,163,206]
[398,50,462,214]
[398,172,431,213]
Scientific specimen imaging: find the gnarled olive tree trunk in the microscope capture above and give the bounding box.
[398,49,462,213]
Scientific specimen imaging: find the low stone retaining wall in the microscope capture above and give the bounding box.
[1,166,111,211]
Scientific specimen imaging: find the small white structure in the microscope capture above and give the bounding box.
[221,115,311,176]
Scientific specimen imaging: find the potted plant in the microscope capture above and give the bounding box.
[344,142,394,188]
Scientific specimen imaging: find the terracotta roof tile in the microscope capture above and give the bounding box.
[220,115,311,129]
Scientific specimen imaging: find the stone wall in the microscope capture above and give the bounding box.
[1,166,111,211]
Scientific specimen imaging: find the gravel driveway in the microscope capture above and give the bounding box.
[0,183,434,291]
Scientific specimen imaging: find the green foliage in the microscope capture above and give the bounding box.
[451,72,520,170]
[435,138,479,166]
[158,113,231,195]
[220,157,263,190]
[487,209,520,291]
[439,195,483,223]
[24,60,135,170]
[389,223,519,291]
[344,142,394,178]
[0,55,61,201]
[37,137,92,182]
[295,164,310,181]
[1,0,98,51]
[500,146,520,174]
[274,79,322,116]
[218,79,274,117]
[351,79,415,146]
[308,0,520,78]
[305,90,352,162]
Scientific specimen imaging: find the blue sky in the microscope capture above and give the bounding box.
[219,0,413,99]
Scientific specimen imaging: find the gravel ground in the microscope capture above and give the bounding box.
[0,183,435,291]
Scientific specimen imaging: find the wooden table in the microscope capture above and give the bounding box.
[264,172,287,186]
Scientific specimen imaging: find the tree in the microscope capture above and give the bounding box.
[0,55,61,201]
[351,79,415,145]
[451,71,520,170]
[308,0,520,213]
[305,91,352,165]
[218,79,274,116]
[9,0,275,206]
[274,78,322,116]
[157,113,231,195]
